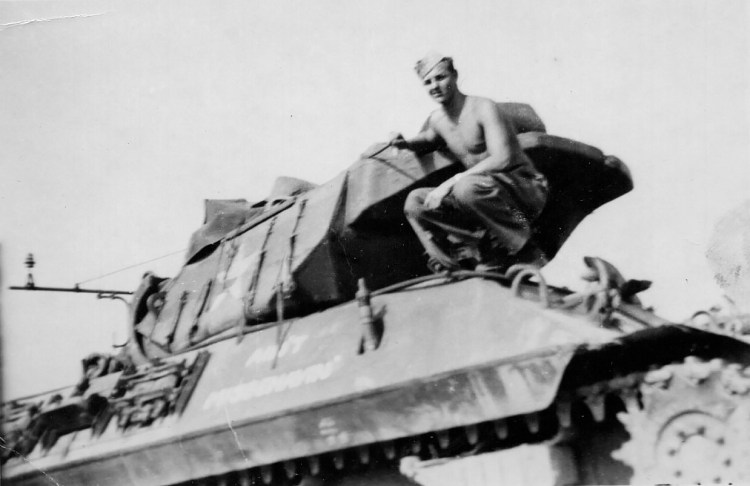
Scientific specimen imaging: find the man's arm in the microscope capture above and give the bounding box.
[422,101,515,209]
[462,100,515,175]
[390,115,445,154]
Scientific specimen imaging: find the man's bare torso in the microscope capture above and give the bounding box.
[429,95,524,170]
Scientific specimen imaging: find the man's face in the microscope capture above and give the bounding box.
[422,62,457,105]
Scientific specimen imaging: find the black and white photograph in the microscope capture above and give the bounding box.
[1,1,749,484]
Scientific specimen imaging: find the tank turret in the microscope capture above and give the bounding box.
[127,103,632,361]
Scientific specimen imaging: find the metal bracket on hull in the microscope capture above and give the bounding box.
[101,350,210,431]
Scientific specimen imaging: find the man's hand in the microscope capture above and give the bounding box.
[424,179,454,209]
[362,133,405,159]
[388,132,410,150]
[424,173,466,209]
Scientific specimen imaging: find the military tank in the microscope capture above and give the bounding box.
[4,104,750,486]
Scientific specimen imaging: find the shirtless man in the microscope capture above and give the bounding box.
[392,52,549,271]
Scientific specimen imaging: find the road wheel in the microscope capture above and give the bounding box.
[613,357,750,484]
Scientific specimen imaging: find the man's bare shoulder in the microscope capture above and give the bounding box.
[468,96,515,133]
[467,95,501,114]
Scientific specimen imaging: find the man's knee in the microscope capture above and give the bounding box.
[404,188,431,218]
[451,175,489,206]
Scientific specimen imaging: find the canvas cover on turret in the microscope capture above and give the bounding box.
[130,104,632,357]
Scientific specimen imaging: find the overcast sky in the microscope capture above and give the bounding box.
[1,0,748,400]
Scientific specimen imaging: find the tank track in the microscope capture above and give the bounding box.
[174,357,750,485]
[613,357,750,484]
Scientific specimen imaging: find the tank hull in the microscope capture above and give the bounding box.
[4,278,620,486]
